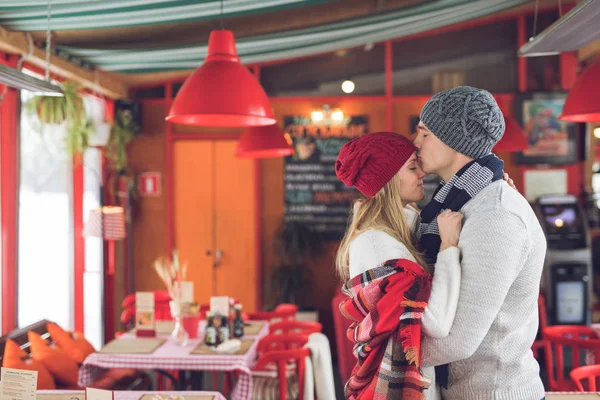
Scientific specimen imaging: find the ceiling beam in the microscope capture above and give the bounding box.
[0,26,127,99]
[124,70,195,88]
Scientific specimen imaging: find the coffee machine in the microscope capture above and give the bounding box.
[534,194,592,326]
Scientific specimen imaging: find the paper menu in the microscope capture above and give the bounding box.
[85,388,114,400]
[135,292,155,331]
[0,367,37,400]
[180,281,194,303]
[210,296,230,316]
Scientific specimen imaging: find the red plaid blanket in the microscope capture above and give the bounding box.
[340,258,432,400]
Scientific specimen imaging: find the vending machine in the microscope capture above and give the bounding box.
[535,194,593,326]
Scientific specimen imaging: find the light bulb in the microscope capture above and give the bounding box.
[594,127,600,139]
[311,110,324,122]
[341,80,355,94]
[331,109,344,123]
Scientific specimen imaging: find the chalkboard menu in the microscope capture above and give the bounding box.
[283,115,369,241]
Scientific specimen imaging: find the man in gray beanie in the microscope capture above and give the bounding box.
[415,86,546,400]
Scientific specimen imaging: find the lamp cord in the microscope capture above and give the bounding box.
[530,0,539,40]
[45,0,52,81]
[558,0,563,17]
[220,0,224,30]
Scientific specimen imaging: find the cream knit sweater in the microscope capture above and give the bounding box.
[348,206,461,400]
[421,180,546,400]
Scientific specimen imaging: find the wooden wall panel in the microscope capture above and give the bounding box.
[129,103,168,293]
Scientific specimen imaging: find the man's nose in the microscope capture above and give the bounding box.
[413,132,422,148]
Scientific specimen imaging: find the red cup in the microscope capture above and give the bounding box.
[182,315,201,339]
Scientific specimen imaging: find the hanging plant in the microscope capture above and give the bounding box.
[26,81,92,156]
[105,104,137,171]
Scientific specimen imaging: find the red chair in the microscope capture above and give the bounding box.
[543,325,600,391]
[247,304,297,323]
[531,296,549,361]
[257,333,309,353]
[253,333,311,400]
[255,348,311,400]
[570,364,600,391]
[332,288,355,385]
[275,303,298,318]
[269,320,322,335]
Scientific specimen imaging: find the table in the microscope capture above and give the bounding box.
[37,390,225,400]
[78,322,269,400]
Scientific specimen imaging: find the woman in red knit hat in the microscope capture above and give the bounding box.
[335,131,463,400]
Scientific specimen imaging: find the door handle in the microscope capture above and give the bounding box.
[213,249,224,268]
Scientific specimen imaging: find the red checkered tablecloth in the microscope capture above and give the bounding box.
[78,323,269,400]
[37,390,226,400]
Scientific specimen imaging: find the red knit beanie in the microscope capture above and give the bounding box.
[335,132,415,197]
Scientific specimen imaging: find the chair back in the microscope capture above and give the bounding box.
[570,364,600,391]
[274,304,298,319]
[255,348,311,400]
[257,333,309,354]
[532,295,549,360]
[544,325,600,391]
[248,307,296,324]
[332,288,355,385]
[269,320,322,335]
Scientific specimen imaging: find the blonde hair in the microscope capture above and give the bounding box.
[335,172,428,282]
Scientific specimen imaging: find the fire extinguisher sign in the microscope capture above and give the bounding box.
[138,172,162,197]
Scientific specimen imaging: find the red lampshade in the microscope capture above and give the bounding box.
[235,124,295,158]
[494,115,528,152]
[166,30,276,127]
[560,61,600,122]
[84,206,126,240]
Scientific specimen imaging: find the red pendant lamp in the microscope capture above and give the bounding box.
[493,115,528,152]
[166,30,276,127]
[236,124,295,158]
[560,60,600,122]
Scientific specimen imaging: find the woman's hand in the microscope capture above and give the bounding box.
[503,173,517,191]
[437,210,464,251]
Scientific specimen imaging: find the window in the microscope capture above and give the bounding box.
[82,95,105,349]
[18,89,73,329]
[17,82,105,346]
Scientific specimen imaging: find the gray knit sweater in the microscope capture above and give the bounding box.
[421,180,546,400]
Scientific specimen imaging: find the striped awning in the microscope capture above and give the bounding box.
[0,0,531,74]
[0,0,333,31]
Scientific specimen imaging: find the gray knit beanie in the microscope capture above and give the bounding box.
[419,86,505,159]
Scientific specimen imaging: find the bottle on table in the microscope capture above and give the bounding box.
[233,304,244,338]
[205,312,217,346]
[218,315,230,343]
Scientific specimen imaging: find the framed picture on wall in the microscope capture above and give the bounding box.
[514,92,578,165]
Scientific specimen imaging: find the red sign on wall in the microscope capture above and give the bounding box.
[138,172,162,197]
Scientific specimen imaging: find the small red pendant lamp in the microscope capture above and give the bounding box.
[493,115,528,152]
[236,124,295,158]
[560,60,600,122]
[166,30,276,127]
